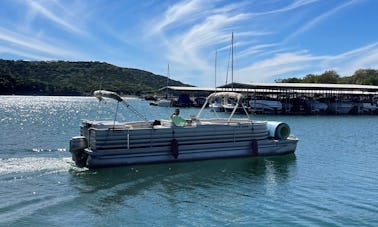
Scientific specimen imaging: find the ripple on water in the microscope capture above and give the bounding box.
[1,97,378,226]
[0,156,80,225]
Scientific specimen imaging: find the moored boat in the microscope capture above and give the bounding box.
[209,99,224,112]
[328,101,354,114]
[249,99,283,114]
[149,98,172,107]
[361,102,378,113]
[69,90,298,168]
[222,94,247,114]
[222,103,245,114]
[156,99,172,107]
[306,99,328,114]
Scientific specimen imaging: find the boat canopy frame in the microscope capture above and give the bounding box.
[94,90,251,124]
[93,90,147,122]
[197,92,250,121]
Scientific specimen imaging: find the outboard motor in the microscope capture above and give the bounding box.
[69,136,88,167]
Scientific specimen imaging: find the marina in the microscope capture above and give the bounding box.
[149,82,378,115]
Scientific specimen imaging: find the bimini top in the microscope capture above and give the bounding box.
[93,90,147,121]
[94,90,123,102]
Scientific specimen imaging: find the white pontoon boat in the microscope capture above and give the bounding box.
[70,90,298,168]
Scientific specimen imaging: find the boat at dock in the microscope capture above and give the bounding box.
[328,101,354,114]
[249,99,283,114]
[222,102,246,114]
[209,97,224,112]
[150,98,172,107]
[361,102,378,113]
[306,99,328,114]
[149,64,172,107]
[69,90,298,168]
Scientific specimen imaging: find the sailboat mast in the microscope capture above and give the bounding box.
[214,50,217,91]
[231,32,234,91]
[166,63,170,99]
[167,63,170,87]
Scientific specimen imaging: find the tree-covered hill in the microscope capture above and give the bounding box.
[0,59,190,95]
[276,69,378,85]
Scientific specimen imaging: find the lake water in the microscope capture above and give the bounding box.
[1,96,377,226]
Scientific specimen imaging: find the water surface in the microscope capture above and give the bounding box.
[0,96,377,226]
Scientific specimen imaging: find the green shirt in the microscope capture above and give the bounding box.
[171,115,186,126]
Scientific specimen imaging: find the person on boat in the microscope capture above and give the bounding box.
[170,108,186,126]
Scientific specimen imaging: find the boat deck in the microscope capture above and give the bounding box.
[83,118,260,130]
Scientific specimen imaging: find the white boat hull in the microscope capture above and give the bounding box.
[157,99,171,107]
[223,104,245,113]
[209,103,224,112]
[249,100,282,113]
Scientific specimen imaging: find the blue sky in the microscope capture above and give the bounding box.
[1,0,378,87]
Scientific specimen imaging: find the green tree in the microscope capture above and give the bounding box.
[0,59,190,95]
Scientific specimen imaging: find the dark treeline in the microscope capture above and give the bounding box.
[276,69,378,85]
[0,59,189,96]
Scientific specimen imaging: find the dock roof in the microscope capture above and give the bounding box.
[161,82,378,95]
[224,82,378,91]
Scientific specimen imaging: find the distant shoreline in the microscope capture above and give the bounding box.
[0,93,142,98]
[0,59,189,97]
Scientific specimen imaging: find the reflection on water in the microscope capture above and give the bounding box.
[69,154,297,211]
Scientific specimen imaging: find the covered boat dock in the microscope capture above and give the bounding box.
[158,83,378,115]
[162,82,378,95]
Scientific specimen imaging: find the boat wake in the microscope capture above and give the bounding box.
[0,156,80,225]
[0,156,73,181]
[32,148,66,152]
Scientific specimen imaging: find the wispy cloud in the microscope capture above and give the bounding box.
[0,45,49,60]
[322,42,378,74]
[249,0,319,17]
[0,26,85,60]
[237,51,322,82]
[25,0,86,35]
[0,0,96,61]
[146,0,255,84]
[285,0,359,41]
[0,27,73,56]
[236,41,378,82]
[238,43,280,59]
[150,0,204,34]
[145,0,336,85]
